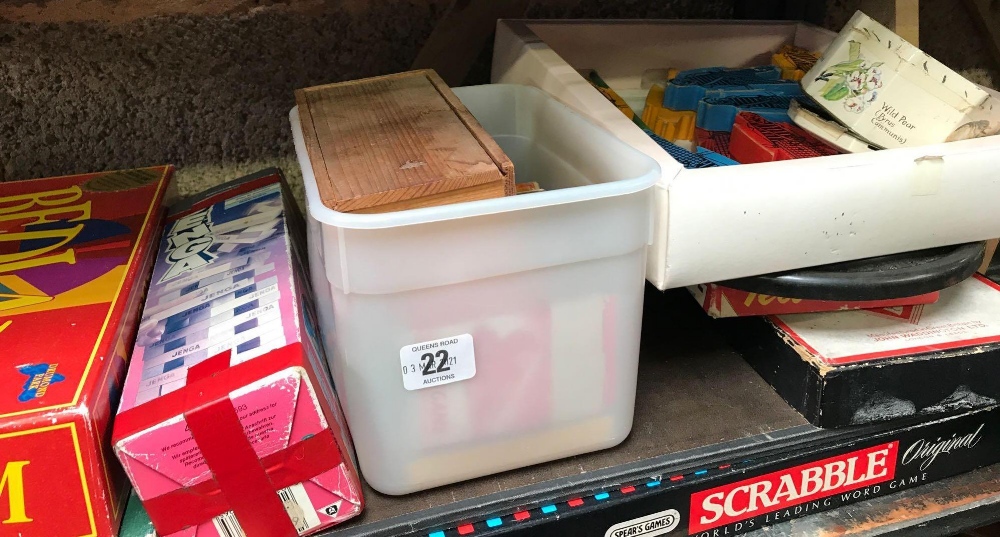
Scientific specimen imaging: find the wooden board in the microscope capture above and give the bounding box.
[295,69,514,214]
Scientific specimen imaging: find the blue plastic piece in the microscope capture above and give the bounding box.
[595,492,611,501]
[429,532,446,537]
[541,505,558,514]
[696,94,795,131]
[647,130,732,169]
[664,66,801,110]
[695,147,738,166]
[487,518,503,528]
[646,480,662,488]
[694,469,709,476]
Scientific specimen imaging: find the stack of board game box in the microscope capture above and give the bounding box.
[725,274,1000,427]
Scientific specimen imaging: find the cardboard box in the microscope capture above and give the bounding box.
[113,169,363,537]
[688,283,940,317]
[0,167,171,536]
[725,275,1000,427]
[411,404,1000,537]
[493,20,1000,289]
[802,11,988,149]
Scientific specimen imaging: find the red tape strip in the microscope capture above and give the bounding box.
[119,345,343,536]
[186,397,298,537]
[142,430,340,534]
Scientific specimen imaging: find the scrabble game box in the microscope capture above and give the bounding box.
[0,167,172,536]
[112,169,363,537]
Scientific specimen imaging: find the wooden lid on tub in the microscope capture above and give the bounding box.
[295,70,515,214]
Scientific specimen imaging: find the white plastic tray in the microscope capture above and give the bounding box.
[492,19,1000,289]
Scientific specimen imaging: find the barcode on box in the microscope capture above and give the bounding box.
[213,511,246,537]
[211,483,321,537]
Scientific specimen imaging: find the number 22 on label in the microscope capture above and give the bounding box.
[403,350,457,376]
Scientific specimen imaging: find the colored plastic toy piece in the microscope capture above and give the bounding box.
[696,147,739,166]
[695,128,733,159]
[642,84,666,123]
[664,65,801,110]
[642,85,696,142]
[649,108,697,141]
[729,112,841,163]
[646,130,733,169]
[772,44,821,81]
[696,93,795,131]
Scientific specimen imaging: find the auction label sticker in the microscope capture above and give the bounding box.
[400,334,476,391]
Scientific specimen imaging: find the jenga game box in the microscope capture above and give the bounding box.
[689,283,940,318]
[112,169,363,537]
[0,167,172,536]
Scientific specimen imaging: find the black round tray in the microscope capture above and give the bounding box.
[719,241,987,301]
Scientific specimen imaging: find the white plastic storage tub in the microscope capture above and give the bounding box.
[290,84,659,495]
[492,20,1000,290]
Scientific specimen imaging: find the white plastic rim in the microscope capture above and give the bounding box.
[290,84,660,231]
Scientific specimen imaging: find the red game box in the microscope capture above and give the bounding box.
[688,283,940,318]
[112,169,363,537]
[0,167,172,536]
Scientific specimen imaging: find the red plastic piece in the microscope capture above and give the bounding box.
[567,498,585,508]
[695,128,733,158]
[514,511,531,521]
[729,112,840,163]
[458,523,476,535]
[620,485,637,494]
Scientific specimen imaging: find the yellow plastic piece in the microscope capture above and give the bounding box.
[641,85,696,142]
[772,44,821,81]
[643,84,665,121]
[650,109,696,141]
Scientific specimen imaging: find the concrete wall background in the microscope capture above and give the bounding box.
[0,0,996,200]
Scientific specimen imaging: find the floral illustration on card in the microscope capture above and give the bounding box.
[814,40,883,113]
